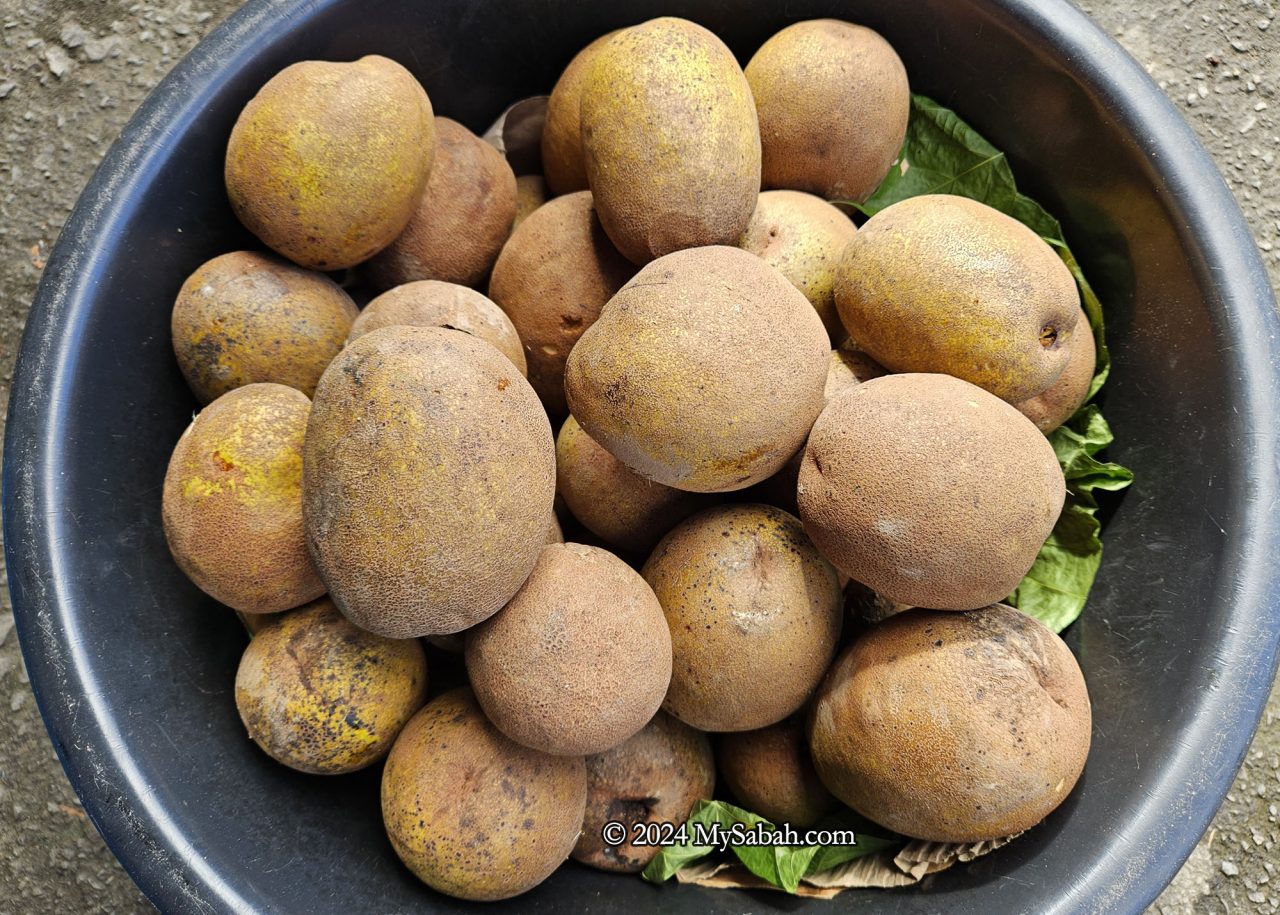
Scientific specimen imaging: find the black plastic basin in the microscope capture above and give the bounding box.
[5,0,1279,912]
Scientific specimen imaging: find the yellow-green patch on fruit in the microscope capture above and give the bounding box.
[565,246,828,493]
[234,597,427,774]
[542,32,619,195]
[225,55,435,270]
[489,191,635,416]
[834,194,1080,403]
[797,373,1065,610]
[718,717,835,828]
[809,605,1091,842]
[573,712,714,872]
[466,543,672,756]
[513,174,549,229]
[746,20,908,202]
[1016,308,1096,433]
[162,383,324,615]
[738,190,858,344]
[579,18,760,264]
[303,326,555,638]
[381,688,587,901]
[556,415,709,555]
[348,280,527,376]
[367,116,516,289]
[172,251,357,403]
[643,504,843,732]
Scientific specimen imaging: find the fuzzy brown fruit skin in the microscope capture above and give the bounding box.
[556,416,709,555]
[750,342,888,514]
[565,246,828,493]
[809,605,1092,842]
[303,326,555,638]
[797,373,1065,611]
[381,688,587,901]
[366,117,517,289]
[348,280,527,376]
[225,56,435,271]
[643,504,843,732]
[579,18,761,264]
[235,598,427,774]
[541,32,619,196]
[1016,308,1097,433]
[466,543,672,756]
[745,20,909,203]
[718,717,835,828]
[162,383,324,615]
[513,174,549,229]
[488,191,635,417]
[738,190,858,345]
[835,194,1080,403]
[172,251,357,403]
[573,712,715,872]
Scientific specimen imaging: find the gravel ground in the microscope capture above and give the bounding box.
[0,1,1276,912]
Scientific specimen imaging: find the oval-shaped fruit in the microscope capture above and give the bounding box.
[162,383,324,615]
[541,32,619,195]
[1016,308,1096,433]
[513,174,548,229]
[172,251,357,403]
[382,688,587,901]
[235,598,427,774]
[738,190,858,344]
[348,280,527,376]
[579,18,761,264]
[718,717,835,828]
[466,543,672,756]
[797,373,1065,610]
[565,246,828,493]
[643,504,843,732]
[809,605,1092,842]
[746,20,909,202]
[835,194,1081,402]
[367,116,517,289]
[573,712,715,872]
[225,55,435,270]
[303,326,555,638]
[556,416,708,555]
[488,191,635,416]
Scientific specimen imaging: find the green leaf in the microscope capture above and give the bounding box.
[849,93,1133,632]
[640,800,903,893]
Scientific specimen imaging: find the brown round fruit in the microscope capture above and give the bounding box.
[1016,308,1096,433]
[556,415,709,555]
[234,597,428,774]
[809,605,1092,842]
[643,504,843,731]
[738,190,858,344]
[580,18,760,264]
[466,543,672,756]
[381,688,587,901]
[303,326,555,638]
[797,373,1065,610]
[488,191,635,416]
[225,55,435,270]
[745,20,909,202]
[366,116,517,289]
[718,717,835,828]
[172,251,357,403]
[162,383,324,615]
[565,246,828,493]
[834,194,1081,403]
[541,32,620,195]
[348,280,527,376]
[573,712,715,872]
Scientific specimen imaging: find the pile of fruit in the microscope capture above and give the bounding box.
[160,15,1127,902]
